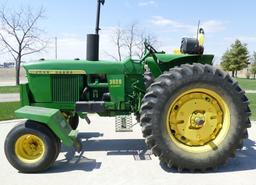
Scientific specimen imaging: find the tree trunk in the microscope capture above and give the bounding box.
[15,54,21,86]
[232,71,235,77]
[129,46,132,58]
[15,63,20,86]
[118,46,122,61]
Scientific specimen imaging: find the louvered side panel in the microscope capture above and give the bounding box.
[51,75,81,103]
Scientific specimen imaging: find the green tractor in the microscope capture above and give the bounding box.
[4,0,251,173]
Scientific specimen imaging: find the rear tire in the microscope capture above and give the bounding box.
[140,64,251,171]
[144,71,154,89]
[136,71,154,122]
[4,120,60,173]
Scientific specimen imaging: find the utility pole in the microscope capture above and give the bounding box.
[55,37,58,59]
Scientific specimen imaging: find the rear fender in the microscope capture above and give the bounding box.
[146,54,214,78]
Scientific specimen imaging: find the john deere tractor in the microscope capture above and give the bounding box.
[4,0,251,173]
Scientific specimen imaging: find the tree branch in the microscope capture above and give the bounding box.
[0,5,47,85]
[104,51,119,61]
[0,33,19,54]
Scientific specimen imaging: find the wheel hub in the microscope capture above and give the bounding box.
[15,134,45,163]
[190,112,205,129]
[167,89,228,149]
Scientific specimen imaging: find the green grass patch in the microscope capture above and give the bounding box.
[247,93,256,120]
[0,102,20,121]
[0,86,19,93]
[236,78,256,90]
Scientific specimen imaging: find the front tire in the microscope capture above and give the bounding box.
[4,120,60,173]
[140,64,251,171]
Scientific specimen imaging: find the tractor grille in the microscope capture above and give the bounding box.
[51,75,81,103]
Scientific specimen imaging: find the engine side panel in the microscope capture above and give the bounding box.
[21,58,144,115]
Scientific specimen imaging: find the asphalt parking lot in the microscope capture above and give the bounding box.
[0,115,256,185]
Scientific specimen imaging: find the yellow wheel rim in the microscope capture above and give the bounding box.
[15,134,45,163]
[166,88,230,153]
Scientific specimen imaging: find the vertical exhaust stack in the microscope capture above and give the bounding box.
[86,34,99,61]
[86,0,105,61]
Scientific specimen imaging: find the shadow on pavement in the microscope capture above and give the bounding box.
[83,138,152,160]
[47,132,151,173]
[49,132,256,173]
[217,139,256,173]
[77,132,151,160]
[47,154,102,173]
[160,139,256,173]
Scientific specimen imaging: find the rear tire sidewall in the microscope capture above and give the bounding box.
[142,64,249,169]
[158,83,242,167]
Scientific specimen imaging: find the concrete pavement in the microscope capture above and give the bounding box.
[0,116,256,185]
[0,80,27,87]
[0,81,17,87]
[0,93,19,102]
[246,90,256,93]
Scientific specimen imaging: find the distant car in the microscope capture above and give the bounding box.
[3,62,15,68]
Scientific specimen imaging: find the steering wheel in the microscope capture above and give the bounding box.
[144,42,157,53]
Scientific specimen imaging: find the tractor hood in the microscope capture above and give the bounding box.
[23,59,144,75]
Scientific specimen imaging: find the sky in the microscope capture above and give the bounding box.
[1,0,256,64]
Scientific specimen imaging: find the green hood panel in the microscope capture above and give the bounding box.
[23,59,143,75]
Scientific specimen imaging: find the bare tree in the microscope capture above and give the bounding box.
[134,32,158,59]
[109,23,158,61]
[107,26,124,61]
[0,6,47,85]
[123,23,137,58]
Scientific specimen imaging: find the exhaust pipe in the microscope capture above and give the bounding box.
[86,0,105,61]
[86,34,99,61]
